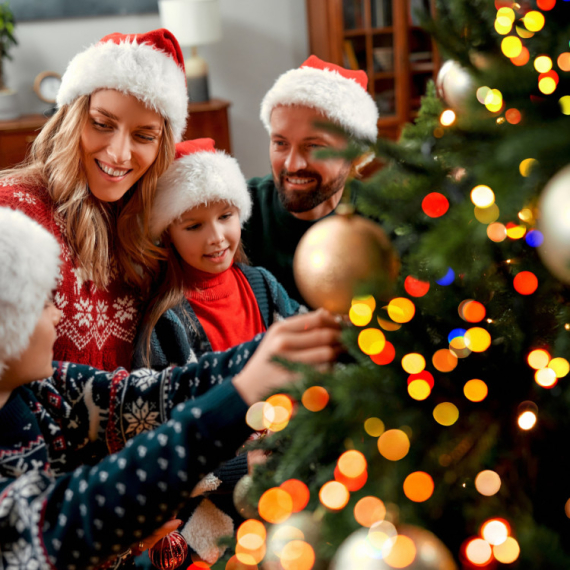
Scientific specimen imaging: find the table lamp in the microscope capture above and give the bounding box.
[158,0,222,102]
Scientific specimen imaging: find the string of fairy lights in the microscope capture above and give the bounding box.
[198,2,570,569]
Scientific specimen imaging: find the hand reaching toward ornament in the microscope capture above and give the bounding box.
[130,518,182,556]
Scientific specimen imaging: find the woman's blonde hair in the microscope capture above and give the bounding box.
[0,94,176,291]
[137,226,249,368]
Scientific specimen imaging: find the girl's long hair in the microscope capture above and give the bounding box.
[137,227,249,368]
[0,94,176,291]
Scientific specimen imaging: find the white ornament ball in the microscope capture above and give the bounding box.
[436,60,475,111]
[538,164,570,284]
[329,524,457,570]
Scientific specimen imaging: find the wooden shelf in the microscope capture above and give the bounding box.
[307,0,440,141]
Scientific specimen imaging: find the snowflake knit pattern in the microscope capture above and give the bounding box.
[0,182,142,370]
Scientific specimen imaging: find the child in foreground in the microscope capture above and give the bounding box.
[134,138,303,370]
[0,207,341,569]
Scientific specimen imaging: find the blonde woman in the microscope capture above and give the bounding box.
[0,29,187,370]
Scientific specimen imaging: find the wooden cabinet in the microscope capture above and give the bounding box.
[0,99,232,169]
[306,0,439,140]
[0,115,47,169]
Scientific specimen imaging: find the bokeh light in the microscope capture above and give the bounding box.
[387,298,416,323]
[494,537,520,564]
[560,95,570,115]
[407,370,435,389]
[527,349,550,369]
[524,11,546,32]
[513,271,538,295]
[353,294,376,312]
[449,335,472,359]
[484,88,504,112]
[475,470,501,496]
[302,386,329,412]
[495,15,512,34]
[464,327,492,352]
[501,36,522,58]
[338,450,367,479]
[436,267,455,286]
[433,402,460,426]
[550,357,570,378]
[280,480,310,513]
[349,303,373,327]
[354,497,386,528]
[334,465,368,491]
[474,204,500,224]
[370,341,396,365]
[448,328,467,343]
[358,328,386,355]
[518,410,537,430]
[558,52,570,71]
[264,394,294,431]
[258,488,294,524]
[408,379,431,401]
[535,367,557,388]
[525,229,543,247]
[319,481,350,510]
[477,86,491,104]
[422,192,449,218]
[537,0,556,9]
[403,471,434,502]
[440,109,456,126]
[511,46,530,66]
[246,402,267,431]
[235,540,265,564]
[534,55,553,72]
[519,158,537,177]
[369,520,398,551]
[481,519,509,545]
[432,348,458,372]
[280,540,315,570]
[237,520,266,551]
[378,535,414,568]
[225,555,258,570]
[487,222,507,242]
[404,276,430,297]
[377,316,402,332]
[516,25,534,39]
[505,108,522,123]
[364,417,385,437]
[539,76,557,94]
[464,379,488,402]
[378,429,410,461]
[465,538,493,565]
[506,222,526,239]
[459,299,486,322]
[519,208,533,222]
[471,185,495,208]
[401,353,426,374]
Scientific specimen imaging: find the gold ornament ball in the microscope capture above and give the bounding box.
[537,164,570,284]
[436,59,475,111]
[293,210,398,314]
[233,474,258,520]
[330,524,457,570]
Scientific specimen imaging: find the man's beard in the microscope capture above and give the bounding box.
[274,167,349,213]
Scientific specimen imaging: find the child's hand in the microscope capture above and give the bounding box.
[130,518,183,555]
[232,308,343,405]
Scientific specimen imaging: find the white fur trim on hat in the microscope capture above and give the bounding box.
[150,150,252,239]
[0,208,61,378]
[57,39,188,142]
[260,66,379,142]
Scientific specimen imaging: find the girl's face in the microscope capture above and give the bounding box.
[81,89,163,203]
[2,301,61,392]
[169,202,241,275]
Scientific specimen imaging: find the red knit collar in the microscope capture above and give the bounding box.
[185,261,236,302]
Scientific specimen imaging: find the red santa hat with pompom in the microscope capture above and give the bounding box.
[150,138,252,239]
[260,55,379,143]
[56,28,188,142]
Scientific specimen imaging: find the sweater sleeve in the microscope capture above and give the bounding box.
[0,380,251,570]
[48,340,262,455]
[256,266,306,322]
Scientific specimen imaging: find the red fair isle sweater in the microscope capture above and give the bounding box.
[0,181,141,370]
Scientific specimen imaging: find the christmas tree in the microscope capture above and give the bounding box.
[226,1,570,569]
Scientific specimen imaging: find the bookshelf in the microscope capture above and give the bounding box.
[306,0,440,141]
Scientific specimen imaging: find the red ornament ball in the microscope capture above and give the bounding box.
[148,531,188,570]
[422,192,449,218]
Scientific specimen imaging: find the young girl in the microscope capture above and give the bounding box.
[0,207,342,569]
[135,138,304,370]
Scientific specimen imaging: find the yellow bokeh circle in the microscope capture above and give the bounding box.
[464,327,491,352]
[349,303,373,327]
[550,357,570,378]
[387,298,416,323]
[319,481,350,510]
[501,36,522,58]
[433,402,459,426]
[378,429,410,461]
[493,537,521,564]
[471,185,495,208]
[464,379,488,402]
[524,11,545,32]
[401,353,426,374]
[358,328,386,355]
[364,417,385,437]
[408,379,431,401]
[534,55,552,73]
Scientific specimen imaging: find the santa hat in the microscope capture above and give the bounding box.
[56,28,188,142]
[260,55,379,143]
[0,208,61,378]
[150,138,252,239]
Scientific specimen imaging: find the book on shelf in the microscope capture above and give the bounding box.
[343,39,360,70]
[343,0,364,29]
[371,0,393,28]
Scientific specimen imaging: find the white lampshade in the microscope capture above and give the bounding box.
[158,0,222,47]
